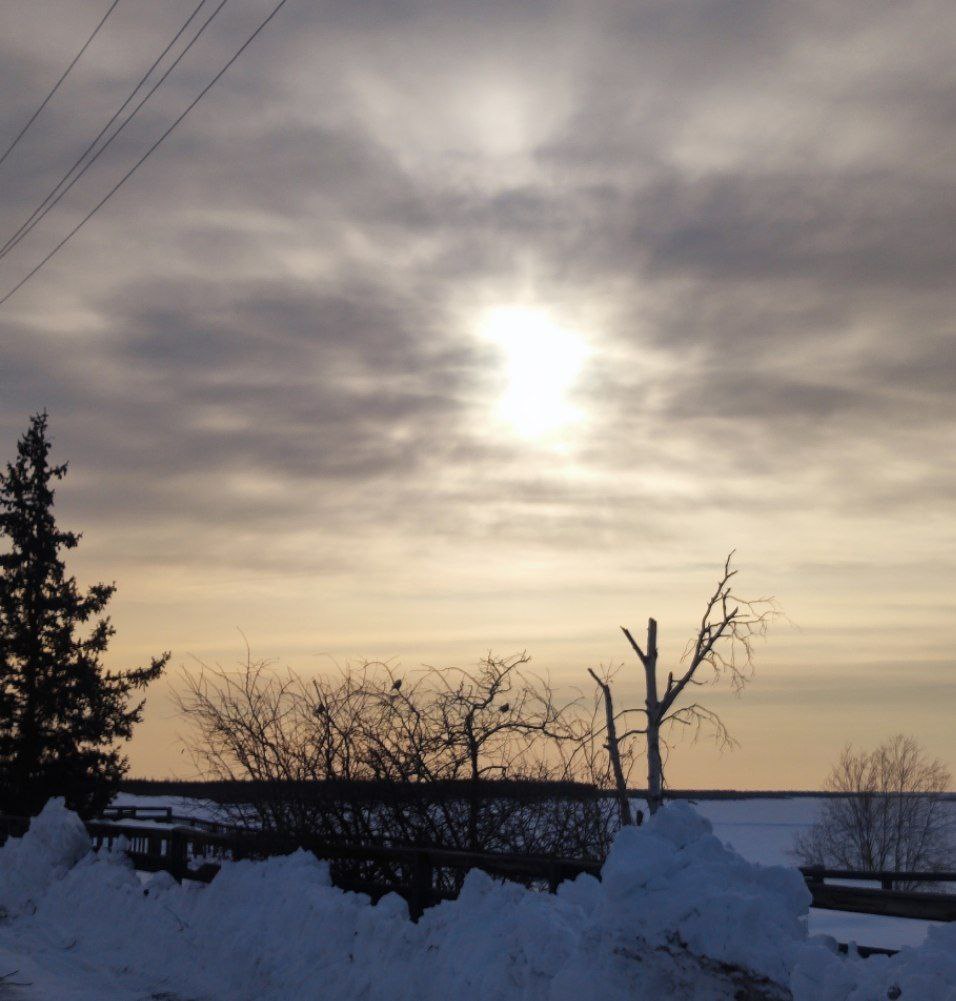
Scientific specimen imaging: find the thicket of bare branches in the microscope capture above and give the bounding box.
[793,735,955,885]
[589,553,778,816]
[176,649,619,859]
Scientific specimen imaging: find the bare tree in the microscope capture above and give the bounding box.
[590,553,776,816]
[793,735,954,885]
[176,647,617,857]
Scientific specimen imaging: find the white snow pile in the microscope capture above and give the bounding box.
[793,928,956,1001]
[0,798,90,918]
[0,799,952,1000]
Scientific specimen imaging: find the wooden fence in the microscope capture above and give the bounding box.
[2,807,955,955]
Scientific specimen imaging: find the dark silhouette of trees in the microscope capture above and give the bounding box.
[177,555,780,852]
[793,735,954,885]
[0,412,168,816]
[177,647,617,857]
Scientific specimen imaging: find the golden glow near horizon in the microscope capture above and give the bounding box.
[3,4,955,792]
[478,306,590,441]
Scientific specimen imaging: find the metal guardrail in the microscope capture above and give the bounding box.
[799,865,956,922]
[800,865,956,889]
[807,881,956,922]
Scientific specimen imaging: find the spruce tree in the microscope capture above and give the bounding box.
[0,412,168,816]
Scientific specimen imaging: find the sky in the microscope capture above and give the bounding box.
[0,0,953,789]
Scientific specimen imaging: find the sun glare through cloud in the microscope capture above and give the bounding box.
[478,306,590,441]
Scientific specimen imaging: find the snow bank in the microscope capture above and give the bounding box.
[792,924,956,1001]
[0,799,949,999]
[594,802,809,985]
[0,798,90,918]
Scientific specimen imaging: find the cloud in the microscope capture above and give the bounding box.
[0,0,954,575]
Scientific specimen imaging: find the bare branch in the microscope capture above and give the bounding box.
[606,552,778,815]
[620,627,647,666]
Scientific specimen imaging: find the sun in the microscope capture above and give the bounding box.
[478,306,590,440]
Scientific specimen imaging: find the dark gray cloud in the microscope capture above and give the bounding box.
[1,0,954,570]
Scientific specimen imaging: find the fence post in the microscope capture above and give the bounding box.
[409,851,433,922]
[168,828,189,881]
[147,831,163,861]
[547,861,561,894]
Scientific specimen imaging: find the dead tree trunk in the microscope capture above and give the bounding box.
[620,618,664,815]
[587,668,632,827]
[586,556,774,828]
[614,554,775,818]
[639,618,664,815]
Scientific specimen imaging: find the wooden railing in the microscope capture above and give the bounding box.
[98,804,236,834]
[87,817,602,916]
[2,808,954,950]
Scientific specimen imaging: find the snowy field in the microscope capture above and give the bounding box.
[0,795,953,1000]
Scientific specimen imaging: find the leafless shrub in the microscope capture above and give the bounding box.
[176,647,618,859]
[793,735,955,887]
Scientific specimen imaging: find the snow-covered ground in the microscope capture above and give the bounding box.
[0,795,953,999]
[110,792,948,950]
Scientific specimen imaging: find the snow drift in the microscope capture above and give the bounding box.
[0,798,89,918]
[0,799,951,1000]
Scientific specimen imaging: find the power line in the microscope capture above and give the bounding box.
[0,0,215,261]
[0,0,292,309]
[0,0,226,262]
[0,0,122,171]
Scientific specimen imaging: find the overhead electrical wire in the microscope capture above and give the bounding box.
[0,0,122,171]
[0,0,217,261]
[0,0,292,309]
